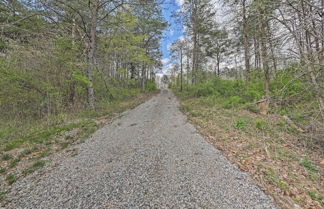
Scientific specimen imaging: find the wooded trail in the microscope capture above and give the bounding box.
[5,90,278,209]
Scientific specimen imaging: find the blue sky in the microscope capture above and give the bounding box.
[160,1,183,73]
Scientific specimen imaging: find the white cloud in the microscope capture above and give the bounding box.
[161,58,170,65]
[176,0,184,7]
[163,63,175,75]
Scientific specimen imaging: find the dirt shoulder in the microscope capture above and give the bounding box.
[176,93,324,209]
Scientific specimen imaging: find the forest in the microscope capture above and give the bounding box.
[0,0,164,197]
[168,0,323,208]
[0,0,165,118]
[169,0,323,139]
[0,0,323,208]
[0,0,165,145]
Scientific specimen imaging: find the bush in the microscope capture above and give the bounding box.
[193,82,215,97]
[223,96,246,109]
[246,104,259,113]
[146,81,157,92]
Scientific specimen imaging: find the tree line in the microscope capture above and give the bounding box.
[170,0,323,127]
[0,0,166,122]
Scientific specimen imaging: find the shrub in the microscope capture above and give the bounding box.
[146,81,157,92]
[246,104,259,113]
[223,96,246,109]
[193,82,215,97]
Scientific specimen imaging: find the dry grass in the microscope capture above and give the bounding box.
[177,95,324,209]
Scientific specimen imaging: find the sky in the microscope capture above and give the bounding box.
[159,0,183,74]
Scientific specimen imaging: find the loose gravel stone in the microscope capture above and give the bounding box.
[4,90,278,209]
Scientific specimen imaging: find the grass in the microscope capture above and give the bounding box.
[308,190,324,205]
[2,120,97,152]
[0,167,6,174]
[8,158,20,168]
[255,119,269,131]
[19,148,36,157]
[234,119,248,131]
[6,175,16,185]
[39,149,51,158]
[175,89,324,209]
[300,158,318,173]
[265,168,288,191]
[1,154,13,161]
[22,160,46,175]
[0,191,6,201]
[0,90,157,203]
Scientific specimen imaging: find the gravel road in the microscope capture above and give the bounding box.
[5,90,278,209]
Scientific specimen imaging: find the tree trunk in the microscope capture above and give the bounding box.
[192,32,197,84]
[257,1,270,107]
[191,1,198,84]
[300,0,324,118]
[180,48,183,92]
[242,0,250,78]
[86,0,98,110]
[186,52,190,87]
[253,33,260,69]
[266,22,277,71]
[216,53,220,77]
[141,63,146,92]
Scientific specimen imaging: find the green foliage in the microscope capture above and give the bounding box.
[0,127,14,139]
[175,64,320,133]
[1,120,98,152]
[8,158,20,168]
[145,81,157,92]
[179,77,264,105]
[223,96,246,109]
[0,167,6,174]
[72,70,91,87]
[22,160,46,175]
[19,148,35,157]
[4,139,24,151]
[255,120,268,131]
[265,168,288,191]
[6,174,16,185]
[308,190,324,205]
[271,64,313,104]
[0,191,6,201]
[234,119,247,131]
[191,81,215,97]
[39,149,51,158]
[300,158,318,173]
[246,104,259,113]
[1,154,13,161]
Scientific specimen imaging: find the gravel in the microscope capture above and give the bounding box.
[4,90,278,209]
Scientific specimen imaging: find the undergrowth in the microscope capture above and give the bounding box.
[173,66,323,209]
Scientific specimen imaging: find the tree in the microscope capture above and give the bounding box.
[170,39,186,91]
[0,0,165,121]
